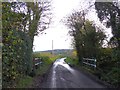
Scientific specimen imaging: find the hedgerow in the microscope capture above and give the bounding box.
[2,30,33,88]
[2,3,33,87]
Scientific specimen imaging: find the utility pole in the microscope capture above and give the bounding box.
[52,40,53,55]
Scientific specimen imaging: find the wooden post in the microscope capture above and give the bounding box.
[52,40,53,55]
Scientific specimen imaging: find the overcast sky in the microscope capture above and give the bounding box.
[33,0,112,51]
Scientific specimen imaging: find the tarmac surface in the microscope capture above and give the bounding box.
[42,58,106,88]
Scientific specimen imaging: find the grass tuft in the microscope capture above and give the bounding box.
[16,76,33,88]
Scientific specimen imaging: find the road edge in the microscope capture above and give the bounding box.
[72,66,114,88]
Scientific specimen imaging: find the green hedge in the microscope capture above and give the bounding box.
[2,2,33,88]
[2,30,33,88]
[95,48,120,87]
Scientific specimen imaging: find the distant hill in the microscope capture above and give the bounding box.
[34,49,74,56]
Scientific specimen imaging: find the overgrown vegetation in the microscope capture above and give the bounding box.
[16,76,33,88]
[16,52,59,88]
[2,3,32,87]
[64,1,120,87]
[95,1,120,87]
[64,12,106,65]
[65,57,79,67]
[2,1,51,88]
[32,52,60,76]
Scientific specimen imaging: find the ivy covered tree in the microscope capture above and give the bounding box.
[26,1,51,45]
[2,2,33,87]
[95,1,120,87]
[65,11,106,64]
[95,1,120,49]
[2,1,51,88]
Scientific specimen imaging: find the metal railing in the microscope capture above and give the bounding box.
[82,58,97,68]
[33,58,43,69]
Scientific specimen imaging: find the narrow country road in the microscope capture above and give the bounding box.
[42,58,106,88]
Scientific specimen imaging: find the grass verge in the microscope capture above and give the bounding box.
[65,57,79,67]
[16,53,60,88]
[35,54,60,76]
[16,75,33,88]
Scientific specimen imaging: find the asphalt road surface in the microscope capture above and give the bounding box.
[42,58,106,88]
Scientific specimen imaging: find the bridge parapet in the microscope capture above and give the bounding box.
[82,58,97,69]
